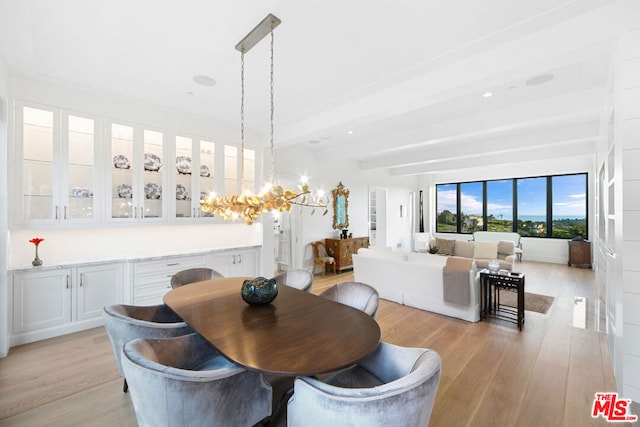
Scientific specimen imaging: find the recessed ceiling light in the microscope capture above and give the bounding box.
[186,91,195,96]
[483,92,492,98]
[308,139,320,144]
[525,74,554,86]
[193,75,217,87]
[347,130,353,135]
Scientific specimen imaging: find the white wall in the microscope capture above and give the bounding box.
[274,144,418,270]
[0,57,9,356]
[617,27,640,404]
[418,155,595,264]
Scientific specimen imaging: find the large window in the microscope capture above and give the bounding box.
[517,177,547,237]
[551,174,587,239]
[435,173,587,239]
[460,182,483,233]
[436,184,456,232]
[486,179,513,231]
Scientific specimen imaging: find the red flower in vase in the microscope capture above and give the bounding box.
[29,237,45,245]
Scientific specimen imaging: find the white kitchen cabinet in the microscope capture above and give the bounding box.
[11,262,123,345]
[210,247,258,278]
[15,102,100,225]
[131,254,207,305]
[108,123,166,222]
[173,136,217,220]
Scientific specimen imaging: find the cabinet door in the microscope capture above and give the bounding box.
[175,135,196,219]
[13,270,72,334]
[210,251,235,277]
[235,249,258,277]
[16,104,99,225]
[76,264,121,321]
[64,113,99,221]
[209,249,258,277]
[109,124,165,222]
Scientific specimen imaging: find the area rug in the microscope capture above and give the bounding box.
[498,289,554,314]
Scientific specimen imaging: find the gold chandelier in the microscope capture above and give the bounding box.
[200,14,327,225]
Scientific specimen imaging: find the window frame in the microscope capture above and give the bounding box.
[435,172,588,239]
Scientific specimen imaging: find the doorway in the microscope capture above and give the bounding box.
[368,187,387,248]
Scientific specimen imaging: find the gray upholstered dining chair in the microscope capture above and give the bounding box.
[103,304,193,392]
[287,341,441,427]
[274,269,313,292]
[170,267,224,289]
[122,333,272,427]
[319,281,379,318]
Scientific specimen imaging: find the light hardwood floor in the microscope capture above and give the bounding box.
[1,261,638,426]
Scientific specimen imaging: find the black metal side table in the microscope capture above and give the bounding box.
[479,269,525,330]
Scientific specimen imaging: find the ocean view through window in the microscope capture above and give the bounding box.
[435,173,587,239]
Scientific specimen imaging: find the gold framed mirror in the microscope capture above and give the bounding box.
[332,182,349,230]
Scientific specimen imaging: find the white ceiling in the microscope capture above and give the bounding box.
[0,0,636,176]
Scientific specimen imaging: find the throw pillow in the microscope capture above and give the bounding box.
[473,241,498,259]
[453,240,475,258]
[435,238,455,256]
[497,240,515,255]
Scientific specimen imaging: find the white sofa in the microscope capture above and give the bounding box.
[353,248,480,322]
[473,231,523,262]
[414,233,516,271]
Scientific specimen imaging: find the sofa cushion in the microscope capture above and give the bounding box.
[453,241,475,258]
[497,240,514,255]
[435,238,455,256]
[473,242,497,259]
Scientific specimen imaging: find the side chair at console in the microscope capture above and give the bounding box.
[311,241,336,277]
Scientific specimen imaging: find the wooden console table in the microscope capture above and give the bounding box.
[325,237,369,272]
[568,240,591,268]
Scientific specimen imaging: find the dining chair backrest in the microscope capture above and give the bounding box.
[122,333,272,427]
[319,281,379,318]
[274,269,313,292]
[170,267,224,289]
[287,341,441,427]
[103,304,192,392]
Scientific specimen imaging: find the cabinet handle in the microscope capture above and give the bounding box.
[79,273,84,287]
[55,205,59,220]
[140,205,145,219]
[232,255,236,264]
[133,206,137,218]
[238,254,242,264]
[166,262,179,266]
[66,275,70,289]
[64,206,68,220]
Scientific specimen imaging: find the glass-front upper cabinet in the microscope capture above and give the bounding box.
[222,144,256,196]
[174,136,216,219]
[16,102,99,225]
[109,123,165,221]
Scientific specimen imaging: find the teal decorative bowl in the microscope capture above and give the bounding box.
[241,277,278,305]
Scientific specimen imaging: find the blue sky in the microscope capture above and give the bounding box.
[437,175,586,219]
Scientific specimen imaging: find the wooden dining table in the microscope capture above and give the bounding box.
[163,277,381,376]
